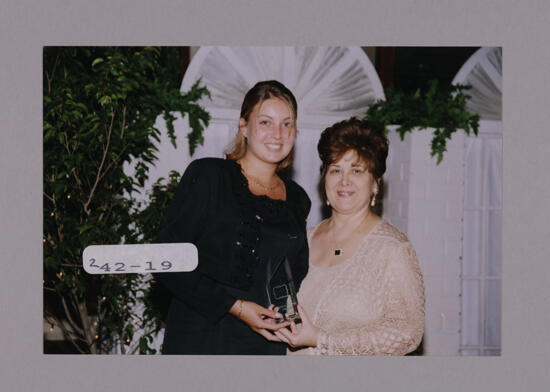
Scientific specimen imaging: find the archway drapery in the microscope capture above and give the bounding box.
[453,47,503,356]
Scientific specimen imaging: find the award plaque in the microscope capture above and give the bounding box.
[266,256,301,323]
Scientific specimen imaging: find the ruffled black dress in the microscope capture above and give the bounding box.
[154,158,310,355]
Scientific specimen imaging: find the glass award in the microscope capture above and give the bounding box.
[266,256,301,323]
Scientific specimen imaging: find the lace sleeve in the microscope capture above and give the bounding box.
[313,242,425,355]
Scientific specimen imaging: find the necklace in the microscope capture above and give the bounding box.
[329,214,369,257]
[241,167,280,192]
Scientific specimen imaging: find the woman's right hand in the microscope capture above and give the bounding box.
[274,305,318,348]
[230,300,289,341]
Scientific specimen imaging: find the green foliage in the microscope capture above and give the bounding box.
[132,170,182,244]
[365,80,480,164]
[43,47,209,353]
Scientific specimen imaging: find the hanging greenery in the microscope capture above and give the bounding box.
[364,79,480,164]
[43,47,210,354]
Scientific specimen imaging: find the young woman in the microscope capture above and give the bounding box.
[276,118,425,355]
[154,80,310,354]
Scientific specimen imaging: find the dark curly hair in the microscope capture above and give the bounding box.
[317,117,389,201]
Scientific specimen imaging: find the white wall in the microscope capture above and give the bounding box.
[383,129,465,355]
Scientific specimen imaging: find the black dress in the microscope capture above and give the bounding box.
[154,158,310,354]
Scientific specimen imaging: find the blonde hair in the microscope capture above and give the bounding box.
[225,80,297,172]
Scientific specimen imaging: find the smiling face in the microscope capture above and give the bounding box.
[325,149,378,215]
[239,97,296,167]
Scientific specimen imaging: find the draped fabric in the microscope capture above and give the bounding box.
[182,47,385,120]
[453,47,502,121]
[454,47,502,356]
[460,129,502,355]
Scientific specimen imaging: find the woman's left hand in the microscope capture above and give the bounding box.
[274,305,319,348]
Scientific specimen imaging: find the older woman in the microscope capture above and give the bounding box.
[155,80,310,354]
[276,117,425,355]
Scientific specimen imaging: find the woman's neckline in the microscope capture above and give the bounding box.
[309,218,384,269]
[231,159,289,203]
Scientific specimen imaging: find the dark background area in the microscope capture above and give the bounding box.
[375,47,480,91]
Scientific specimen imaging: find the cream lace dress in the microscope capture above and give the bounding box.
[289,219,425,355]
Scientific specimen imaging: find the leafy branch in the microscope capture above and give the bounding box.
[43,47,210,354]
[365,79,480,164]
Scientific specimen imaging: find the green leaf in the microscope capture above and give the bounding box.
[78,224,94,234]
[92,58,104,67]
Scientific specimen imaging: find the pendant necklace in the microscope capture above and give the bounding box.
[329,214,369,257]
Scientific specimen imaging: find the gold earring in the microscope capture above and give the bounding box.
[370,193,377,207]
[326,200,330,206]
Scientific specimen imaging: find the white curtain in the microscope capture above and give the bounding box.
[453,47,502,122]
[460,125,502,355]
